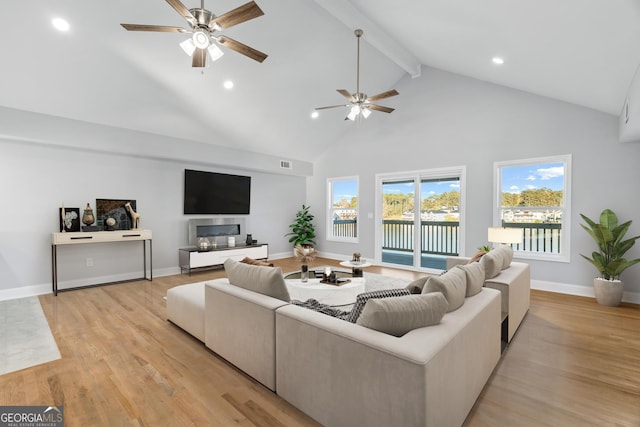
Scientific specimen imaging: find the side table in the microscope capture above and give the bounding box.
[339,260,372,278]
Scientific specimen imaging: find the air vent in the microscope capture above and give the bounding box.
[280,160,292,169]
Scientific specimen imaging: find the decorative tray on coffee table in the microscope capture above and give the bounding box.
[320,278,351,286]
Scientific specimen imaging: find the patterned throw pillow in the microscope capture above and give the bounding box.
[347,288,411,323]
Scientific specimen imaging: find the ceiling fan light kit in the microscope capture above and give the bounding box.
[121,0,267,68]
[315,29,399,121]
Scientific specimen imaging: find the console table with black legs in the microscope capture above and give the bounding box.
[51,229,152,296]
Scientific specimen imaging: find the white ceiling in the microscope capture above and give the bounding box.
[1,1,639,162]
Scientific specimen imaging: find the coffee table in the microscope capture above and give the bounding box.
[284,275,365,307]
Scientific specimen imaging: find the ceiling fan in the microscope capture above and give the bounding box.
[121,0,267,68]
[316,29,398,121]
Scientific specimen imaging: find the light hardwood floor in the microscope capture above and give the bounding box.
[1,257,639,426]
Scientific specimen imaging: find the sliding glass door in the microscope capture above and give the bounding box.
[376,167,465,271]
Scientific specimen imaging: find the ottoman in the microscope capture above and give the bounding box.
[166,282,206,341]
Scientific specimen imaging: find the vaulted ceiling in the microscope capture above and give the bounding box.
[1,1,639,162]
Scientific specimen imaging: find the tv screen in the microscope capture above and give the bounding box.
[184,169,251,215]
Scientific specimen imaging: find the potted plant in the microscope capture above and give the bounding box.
[580,208,640,306]
[286,204,316,249]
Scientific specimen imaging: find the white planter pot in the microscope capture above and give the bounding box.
[593,278,624,307]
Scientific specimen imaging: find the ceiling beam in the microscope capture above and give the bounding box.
[313,0,422,78]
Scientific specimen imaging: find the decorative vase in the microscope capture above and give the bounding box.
[593,278,624,307]
[82,203,94,226]
[197,237,210,250]
[301,264,309,283]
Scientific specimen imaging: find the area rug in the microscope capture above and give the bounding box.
[363,272,412,292]
[0,297,61,375]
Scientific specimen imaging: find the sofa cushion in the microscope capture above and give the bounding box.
[347,288,411,323]
[455,263,485,297]
[356,293,448,337]
[480,246,514,279]
[423,267,466,312]
[224,258,290,302]
[405,276,430,294]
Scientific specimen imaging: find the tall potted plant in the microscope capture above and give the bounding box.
[286,204,316,248]
[580,209,640,306]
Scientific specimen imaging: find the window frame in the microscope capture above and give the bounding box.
[494,154,572,263]
[326,176,359,243]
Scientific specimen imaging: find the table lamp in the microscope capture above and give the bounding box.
[487,227,521,246]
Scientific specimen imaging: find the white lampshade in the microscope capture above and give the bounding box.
[180,38,196,56]
[487,227,521,244]
[207,43,224,62]
[361,107,372,119]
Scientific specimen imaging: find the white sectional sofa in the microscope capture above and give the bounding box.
[447,245,530,342]
[166,258,503,426]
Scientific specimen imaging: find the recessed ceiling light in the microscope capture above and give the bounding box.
[492,57,504,65]
[223,80,234,90]
[52,17,70,32]
[311,111,319,119]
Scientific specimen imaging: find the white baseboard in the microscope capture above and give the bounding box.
[531,279,640,304]
[0,284,52,301]
[0,267,183,301]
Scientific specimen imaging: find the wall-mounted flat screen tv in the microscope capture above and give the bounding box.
[184,169,251,215]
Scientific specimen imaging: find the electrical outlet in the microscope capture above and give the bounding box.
[86,257,94,267]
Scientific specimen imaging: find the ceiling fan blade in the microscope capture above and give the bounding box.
[368,104,395,113]
[165,0,198,27]
[315,104,349,110]
[216,36,267,63]
[337,89,355,102]
[211,1,264,30]
[120,23,188,33]
[192,47,207,67]
[367,89,399,102]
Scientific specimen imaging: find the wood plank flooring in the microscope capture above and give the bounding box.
[1,257,639,426]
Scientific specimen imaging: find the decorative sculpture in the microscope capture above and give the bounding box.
[124,201,141,230]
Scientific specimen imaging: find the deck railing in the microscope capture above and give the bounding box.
[332,219,357,238]
[502,222,562,253]
[333,219,563,256]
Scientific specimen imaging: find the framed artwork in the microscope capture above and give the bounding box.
[96,199,136,231]
[59,207,81,232]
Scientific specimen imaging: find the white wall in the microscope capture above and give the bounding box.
[308,67,640,302]
[0,111,307,299]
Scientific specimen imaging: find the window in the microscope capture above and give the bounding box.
[327,176,358,242]
[494,155,571,262]
[375,166,466,270]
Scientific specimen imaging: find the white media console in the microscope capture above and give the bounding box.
[179,243,268,275]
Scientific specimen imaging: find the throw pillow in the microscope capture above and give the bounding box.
[405,276,430,294]
[479,249,502,279]
[356,293,448,337]
[455,263,485,297]
[496,245,514,269]
[224,258,290,302]
[423,267,466,312]
[346,288,411,323]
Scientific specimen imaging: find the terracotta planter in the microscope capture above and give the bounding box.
[593,278,624,307]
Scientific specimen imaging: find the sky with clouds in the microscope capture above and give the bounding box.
[501,162,564,193]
